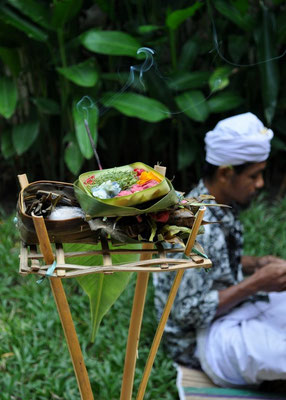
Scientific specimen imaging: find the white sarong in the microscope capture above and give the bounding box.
[196,292,286,388]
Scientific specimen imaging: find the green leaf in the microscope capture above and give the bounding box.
[0,76,18,119]
[57,59,99,87]
[0,4,48,42]
[178,133,197,170]
[175,90,209,122]
[166,3,203,30]
[81,30,140,57]
[177,39,199,71]
[1,128,15,159]
[0,46,21,77]
[255,7,279,124]
[12,120,39,155]
[101,92,170,122]
[73,101,98,159]
[32,97,60,115]
[137,25,161,34]
[64,140,84,175]
[228,34,246,63]
[6,0,51,30]
[64,243,141,341]
[231,0,249,14]
[271,137,286,152]
[51,0,83,28]
[209,66,232,93]
[168,71,210,91]
[208,91,243,113]
[214,0,255,31]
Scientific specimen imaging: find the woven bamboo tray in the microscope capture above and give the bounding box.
[19,238,211,278]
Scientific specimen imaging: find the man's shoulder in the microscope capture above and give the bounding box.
[187,179,209,198]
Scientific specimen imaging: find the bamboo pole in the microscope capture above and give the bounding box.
[32,216,94,400]
[18,174,93,400]
[136,206,206,400]
[120,165,165,400]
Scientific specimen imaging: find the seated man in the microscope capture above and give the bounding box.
[153,112,286,388]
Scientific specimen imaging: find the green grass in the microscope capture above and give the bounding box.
[0,211,178,400]
[240,193,286,259]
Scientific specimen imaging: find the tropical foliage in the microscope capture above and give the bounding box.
[1,0,286,194]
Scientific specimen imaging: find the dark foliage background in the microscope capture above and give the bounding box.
[0,0,286,205]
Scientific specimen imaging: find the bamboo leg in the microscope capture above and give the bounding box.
[32,215,94,400]
[136,207,206,400]
[120,165,166,400]
[120,243,153,400]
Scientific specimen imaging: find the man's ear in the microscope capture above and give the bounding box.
[216,166,235,184]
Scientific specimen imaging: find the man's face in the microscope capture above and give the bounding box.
[227,162,266,205]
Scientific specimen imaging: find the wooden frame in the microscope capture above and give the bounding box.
[17,173,211,400]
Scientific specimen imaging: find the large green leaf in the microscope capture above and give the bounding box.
[177,39,199,71]
[168,71,210,91]
[101,92,170,122]
[57,59,99,87]
[213,0,255,31]
[73,101,98,159]
[51,0,83,28]
[0,46,21,77]
[64,140,84,175]
[6,0,51,30]
[12,119,39,155]
[209,66,232,93]
[32,97,60,115]
[81,30,140,57]
[166,2,203,30]
[175,90,209,122]
[255,7,279,124]
[208,91,243,113]
[0,76,18,119]
[0,4,48,42]
[1,128,15,159]
[64,243,141,341]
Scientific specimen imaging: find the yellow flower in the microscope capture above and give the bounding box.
[137,171,161,185]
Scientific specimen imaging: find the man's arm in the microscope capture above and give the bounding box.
[216,261,286,317]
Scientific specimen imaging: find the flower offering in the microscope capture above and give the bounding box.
[83,167,162,200]
[74,162,176,217]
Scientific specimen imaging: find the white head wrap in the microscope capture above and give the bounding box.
[205,112,273,166]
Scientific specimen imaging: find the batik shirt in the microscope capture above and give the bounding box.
[153,179,244,367]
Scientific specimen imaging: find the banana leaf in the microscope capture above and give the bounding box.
[74,162,178,218]
[64,242,141,341]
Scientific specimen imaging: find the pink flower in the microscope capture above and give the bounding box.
[142,180,158,189]
[84,175,95,185]
[130,184,144,193]
[116,190,133,197]
[134,168,145,176]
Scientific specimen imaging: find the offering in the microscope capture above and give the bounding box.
[74,162,178,218]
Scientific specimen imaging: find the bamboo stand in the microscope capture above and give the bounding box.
[18,174,94,400]
[17,174,210,400]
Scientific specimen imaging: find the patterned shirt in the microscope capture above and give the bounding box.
[153,179,244,367]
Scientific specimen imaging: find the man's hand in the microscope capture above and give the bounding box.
[253,261,286,292]
[217,259,286,317]
[242,255,285,274]
[256,255,285,268]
